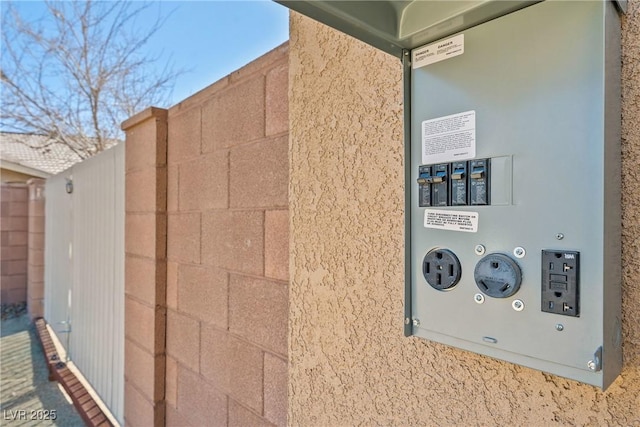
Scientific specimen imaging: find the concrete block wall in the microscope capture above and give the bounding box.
[1,183,29,305]
[123,43,289,427]
[122,107,169,427]
[27,179,45,318]
[164,43,289,427]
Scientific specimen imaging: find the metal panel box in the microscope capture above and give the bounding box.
[406,0,622,389]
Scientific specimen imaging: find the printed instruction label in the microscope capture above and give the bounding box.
[422,110,476,164]
[424,209,479,233]
[412,34,464,69]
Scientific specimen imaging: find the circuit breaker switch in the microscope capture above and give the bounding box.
[469,159,490,205]
[417,167,432,185]
[434,167,447,180]
[470,167,484,179]
[450,161,468,206]
[431,164,449,206]
[417,165,432,207]
[451,168,465,180]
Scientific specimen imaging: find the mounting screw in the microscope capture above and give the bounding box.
[474,293,485,304]
[474,244,486,255]
[412,319,420,327]
[555,324,564,331]
[587,360,597,371]
[556,233,564,240]
[512,299,524,311]
[404,318,410,325]
[513,247,526,258]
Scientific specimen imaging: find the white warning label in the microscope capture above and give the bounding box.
[412,34,464,69]
[424,209,479,233]
[422,110,476,164]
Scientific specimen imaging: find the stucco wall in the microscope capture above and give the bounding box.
[289,3,640,425]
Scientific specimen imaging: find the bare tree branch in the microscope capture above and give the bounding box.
[0,0,181,159]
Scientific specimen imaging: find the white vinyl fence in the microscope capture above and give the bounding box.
[45,143,124,424]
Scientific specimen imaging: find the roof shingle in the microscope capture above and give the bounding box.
[0,132,118,175]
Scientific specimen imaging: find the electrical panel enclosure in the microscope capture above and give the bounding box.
[406,0,622,389]
[276,0,624,390]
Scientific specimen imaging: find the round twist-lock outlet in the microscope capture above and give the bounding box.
[474,253,522,298]
[423,248,462,291]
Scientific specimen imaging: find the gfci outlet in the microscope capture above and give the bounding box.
[405,0,622,389]
[541,250,580,317]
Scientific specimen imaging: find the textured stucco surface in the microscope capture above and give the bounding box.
[289,3,640,425]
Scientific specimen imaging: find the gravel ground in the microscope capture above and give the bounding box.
[0,315,84,426]
[1,303,27,321]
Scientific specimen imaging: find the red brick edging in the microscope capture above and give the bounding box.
[34,318,113,427]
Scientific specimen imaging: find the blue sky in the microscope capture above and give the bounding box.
[149,1,289,103]
[8,1,290,105]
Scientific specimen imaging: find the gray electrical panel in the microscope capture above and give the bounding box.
[407,1,622,389]
[277,0,624,389]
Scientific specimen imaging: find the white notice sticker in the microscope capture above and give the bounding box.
[412,34,464,69]
[422,110,476,164]
[424,209,479,233]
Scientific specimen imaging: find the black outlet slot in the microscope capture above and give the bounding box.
[474,253,522,298]
[423,248,461,291]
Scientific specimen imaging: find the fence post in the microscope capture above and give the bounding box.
[27,178,46,319]
[121,107,168,427]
